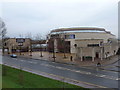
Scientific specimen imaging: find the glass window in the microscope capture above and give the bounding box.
[65,34,75,39]
[87,44,99,47]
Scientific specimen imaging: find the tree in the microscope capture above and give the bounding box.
[25,32,33,56]
[0,18,7,55]
[60,32,67,58]
[18,34,25,55]
[35,33,44,57]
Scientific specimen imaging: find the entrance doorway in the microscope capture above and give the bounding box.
[96,52,99,58]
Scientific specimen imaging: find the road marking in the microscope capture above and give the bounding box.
[19,59,37,64]
[2,63,107,88]
[27,61,37,64]
[81,66,118,73]
[20,60,25,62]
[116,78,120,80]
[4,58,119,81]
[99,69,118,73]
[99,75,106,77]
[37,71,107,88]
[102,66,118,68]
[11,58,18,60]
[40,63,119,81]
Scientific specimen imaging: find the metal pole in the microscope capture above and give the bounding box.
[29,39,32,56]
[52,39,56,62]
[40,44,43,57]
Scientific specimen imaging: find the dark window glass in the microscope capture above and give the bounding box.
[65,34,75,39]
[87,44,99,47]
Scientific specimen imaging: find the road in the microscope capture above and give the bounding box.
[1,55,120,89]
[100,60,120,72]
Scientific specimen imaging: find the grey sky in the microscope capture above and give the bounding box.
[0,0,118,38]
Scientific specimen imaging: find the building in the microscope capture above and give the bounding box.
[3,38,47,54]
[47,27,118,61]
[4,38,31,54]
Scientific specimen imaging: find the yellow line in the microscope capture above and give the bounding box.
[2,63,108,88]
[22,66,108,88]
[43,71,107,88]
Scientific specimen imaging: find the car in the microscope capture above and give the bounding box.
[10,54,17,58]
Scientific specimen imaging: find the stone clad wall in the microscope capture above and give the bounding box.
[5,38,31,53]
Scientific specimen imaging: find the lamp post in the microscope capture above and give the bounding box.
[29,39,32,56]
[52,38,56,62]
[74,44,77,54]
[62,38,67,59]
[74,44,78,60]
[100,41,104,60]
[29,46,32,56]
[40,44,43,57]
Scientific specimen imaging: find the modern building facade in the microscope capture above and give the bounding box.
[4,38,31,54]
[47,27,118,61]
[3,38,47,54]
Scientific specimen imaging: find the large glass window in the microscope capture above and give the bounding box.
[65,34,75,39]
[51,34,59,38]
[87,44,99,47]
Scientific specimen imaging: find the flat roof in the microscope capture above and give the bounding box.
[50,27,115,36]
[51,27,105,33]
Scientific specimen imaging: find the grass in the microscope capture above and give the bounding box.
[2,65,90,89]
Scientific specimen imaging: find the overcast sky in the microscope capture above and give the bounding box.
[0,0,119,38]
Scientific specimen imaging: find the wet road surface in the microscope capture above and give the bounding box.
[1,55,119,88]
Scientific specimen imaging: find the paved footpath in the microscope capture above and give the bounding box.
[12,51,120,67]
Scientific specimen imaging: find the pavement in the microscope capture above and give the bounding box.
[11,51,120,67]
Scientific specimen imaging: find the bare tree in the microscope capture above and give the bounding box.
[58,32,67,58]
[35,33,43,57]
[25,32,33,56]
[18,34,25,55]
[19,33,24,38]
[0,18,7,55]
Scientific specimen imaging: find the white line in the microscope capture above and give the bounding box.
[99,75,106,77]
[41,64,119,81]
[2,63,107,88]
[81,66,118,73]
[27,61,37,64]
[20,60,25,62]
[19,60,37,64]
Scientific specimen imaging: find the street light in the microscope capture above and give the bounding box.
[52,38,56,62]
[74,44,77,57]
[40,44,43,57]
[29,46,32,56]
[29,39,32,56]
